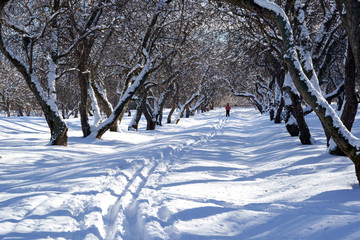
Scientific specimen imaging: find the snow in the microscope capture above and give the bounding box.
[1,108,360,240]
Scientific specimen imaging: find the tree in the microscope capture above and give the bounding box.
[0,60,35,116]
[213,0,360,184]
[0,0,68,145]
[90,0,176,138]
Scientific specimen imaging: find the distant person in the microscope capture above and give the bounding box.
[225,103,231,117]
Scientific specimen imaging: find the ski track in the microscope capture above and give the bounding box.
[103,112,228,239]
[2,108,360,240]
[0,110,227,240]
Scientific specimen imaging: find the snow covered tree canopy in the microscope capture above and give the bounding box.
[0,0,360,184]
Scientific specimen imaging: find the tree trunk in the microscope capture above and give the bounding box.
[330,42,358,155]
[157,110,163,126]
[287,90,313,145]
[274,97,284,124]
[117,103,129,127]
[47,110,68,146]
[167,103,176,124]
[128,93,145,131]
[91,81,118,132]
[269,109,275,121]
[77,42,92,138]
[143,107,156,130]
[335,0,360,82]
[284,104,299,137]
[185,107,190,118]
[341,43,358,131]
[6,101,10,117]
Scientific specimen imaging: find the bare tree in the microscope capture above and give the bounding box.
[0,0,69,145]
[213,0,360,184]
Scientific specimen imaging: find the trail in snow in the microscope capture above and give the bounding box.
[134,109,360,240]
[1,108,359,240]
[117,111,229,239]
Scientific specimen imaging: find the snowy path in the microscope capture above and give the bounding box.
[134,109,360,240]
[0,109,227,240]
[1,108,360,240]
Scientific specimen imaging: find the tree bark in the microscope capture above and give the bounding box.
[335,0,360,82]
[128,97,144,131]
[283,102,299,137]
[91,81,118,132]
[286,88,313,145]
[330,42,358,155]
[167,103,176,124]
[274,97,284,124]
[77,41,92,138]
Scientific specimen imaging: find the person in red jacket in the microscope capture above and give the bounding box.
[225,103,231,117]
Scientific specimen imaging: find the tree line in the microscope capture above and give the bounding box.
[0,0,226,145]
[212,0,360,185]
[0,0,360,183]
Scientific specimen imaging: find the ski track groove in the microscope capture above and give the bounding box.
[103,161,151,240]
[113,113,229,240]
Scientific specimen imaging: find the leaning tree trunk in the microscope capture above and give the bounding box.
[91,81,118,132]
[167,103,176,124]
[93,62,151,139]
[0,1,68,145]
[167,89,178,124]
[143,107,157,130]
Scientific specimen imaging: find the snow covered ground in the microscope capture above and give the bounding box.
[0,108,359,240]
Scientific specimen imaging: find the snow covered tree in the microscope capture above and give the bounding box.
[213,0,360,185]
[0,0,69,145]
[0,60,35,116]
[335,0,360,81]
[90,0,178,138]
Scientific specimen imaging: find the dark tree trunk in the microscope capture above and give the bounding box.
[286,88,313,144]
[284,105,299,137]
[274,97,284,124]
[77,42,92,138]
[129,96,144,131]
[341,43,358,131]
[335,0,360,82]
[156,103,165,126]
[144,109,156,130]
[143,99,156,131]
[269,109,275,121]
[185,107,190,118]
[330,42,358,155]
[167,104,176,124]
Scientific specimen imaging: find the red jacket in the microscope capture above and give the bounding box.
[225,105,231,110]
